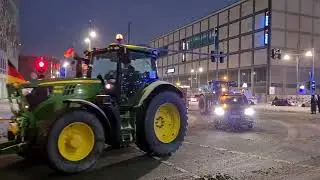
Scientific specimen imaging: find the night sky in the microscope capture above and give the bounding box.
[20,0,238,58]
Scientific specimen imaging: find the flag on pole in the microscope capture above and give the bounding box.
[7,60,27,86]
[64,48,75,58]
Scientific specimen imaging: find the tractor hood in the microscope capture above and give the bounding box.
[19,78,101,88]
[7,78,103,114]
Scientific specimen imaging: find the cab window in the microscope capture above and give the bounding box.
[220,95,245,105]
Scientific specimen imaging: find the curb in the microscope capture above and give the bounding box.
[254,105,309,113]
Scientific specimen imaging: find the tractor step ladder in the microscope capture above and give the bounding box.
[119,107,135,143]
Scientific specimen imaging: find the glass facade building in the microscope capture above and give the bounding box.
[151,0,320,97]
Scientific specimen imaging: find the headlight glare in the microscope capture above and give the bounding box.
[244,107,255,116]
[214,107,225,116]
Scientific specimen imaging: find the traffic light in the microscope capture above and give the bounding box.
[211,51,225,63]
[311,81,316,91]
[307,81,311,90]
[219,52,224,63]
[34,57,48,78]
[211,51,216,62]
[271,48,281,59]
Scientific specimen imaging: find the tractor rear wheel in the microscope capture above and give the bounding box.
[137,91,188,156]
[47,110,105,174]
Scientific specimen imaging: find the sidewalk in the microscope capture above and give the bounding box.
[254,103,309,113]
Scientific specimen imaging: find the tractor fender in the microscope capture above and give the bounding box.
[136,81,184,108]
[63,99,112,137]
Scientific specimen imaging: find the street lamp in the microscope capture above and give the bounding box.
[84,37,91,50]
[198,67,203,72]
[223,76,228,81]
[63,61,70,68]
[89,31,97,38]
[305,50,313,57]
[283,54,291,60]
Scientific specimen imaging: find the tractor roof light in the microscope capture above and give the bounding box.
[116,34,124,43]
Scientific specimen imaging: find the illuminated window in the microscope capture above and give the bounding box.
[264,29,269,45]
[265,11,270,26]
[182,53,186,62]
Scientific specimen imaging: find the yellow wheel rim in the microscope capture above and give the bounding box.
[58,122,95,161]
[154,103,181,144]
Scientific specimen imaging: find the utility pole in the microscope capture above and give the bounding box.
[127,22,132,44]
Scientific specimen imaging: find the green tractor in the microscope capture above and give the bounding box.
[1,43,188,174]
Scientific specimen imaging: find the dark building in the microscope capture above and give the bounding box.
[0,0,20,98]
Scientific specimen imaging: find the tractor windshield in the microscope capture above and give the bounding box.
[91,52,118,80]
[219,95,248,105]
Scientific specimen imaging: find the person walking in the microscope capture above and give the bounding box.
[311,95,317,114]
[317,94,320,113]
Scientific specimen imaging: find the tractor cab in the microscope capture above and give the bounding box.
[71,43,160,104]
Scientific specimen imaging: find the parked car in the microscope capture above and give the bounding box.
[271,98,293,106]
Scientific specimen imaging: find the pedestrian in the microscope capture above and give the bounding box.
[317,94,320,113]
[311,95,317,114]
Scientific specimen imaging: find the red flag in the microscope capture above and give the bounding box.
[64,48,75,58]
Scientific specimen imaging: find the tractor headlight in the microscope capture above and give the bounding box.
[22,88,34,96]
[244,107,255,116]
[214,107,225,116]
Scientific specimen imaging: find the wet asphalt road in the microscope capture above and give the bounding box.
[1,105,320,179]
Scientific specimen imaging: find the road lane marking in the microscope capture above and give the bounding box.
[184,141,318,170]
[131,146,201,179]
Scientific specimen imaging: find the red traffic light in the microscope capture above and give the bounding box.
[34,57,48,73]
[38,61,45,68]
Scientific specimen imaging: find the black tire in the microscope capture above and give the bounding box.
[137,91,188,156]
[47,110,105,174]
[214,121,220,129]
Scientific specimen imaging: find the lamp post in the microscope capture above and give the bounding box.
[198,67,203,88]
[84,38,91,50]
[305,48,315,95]
[191,67,203,89]
[84,30,97,50]
[283,48,316,95]
[191,69,195,90]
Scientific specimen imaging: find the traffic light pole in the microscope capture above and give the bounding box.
[312,48,315,96]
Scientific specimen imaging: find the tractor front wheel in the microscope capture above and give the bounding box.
[47,110,105,174]
[138,91,188,156]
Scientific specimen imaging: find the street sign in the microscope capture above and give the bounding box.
[167,68,175,74]
[269,87,275,95]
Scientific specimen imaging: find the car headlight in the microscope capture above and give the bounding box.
[22,88,34,96]
[214,107,225,116]
[244,107,255,116]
